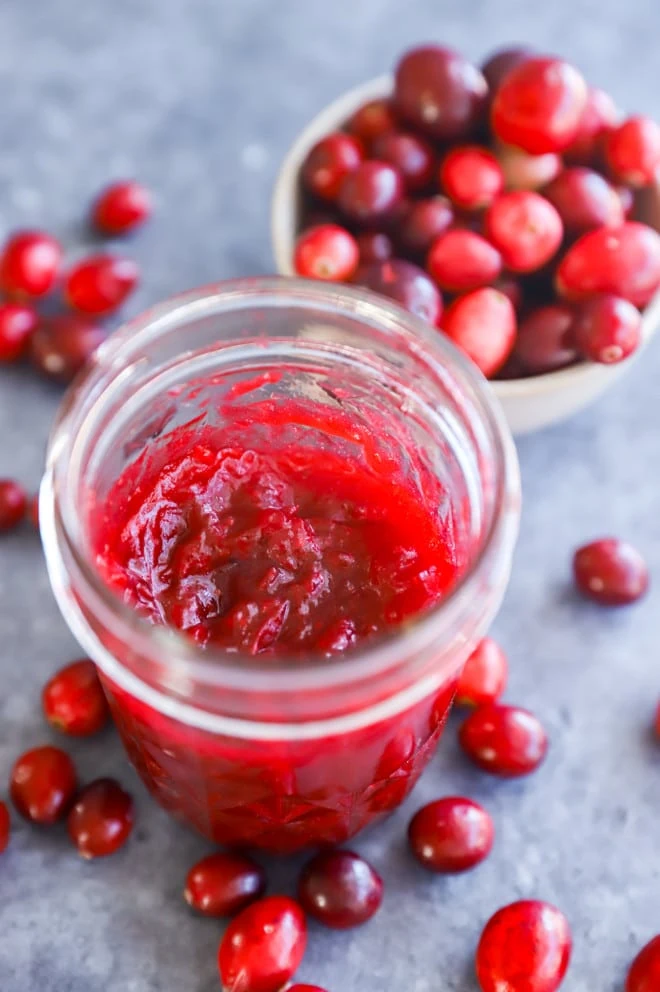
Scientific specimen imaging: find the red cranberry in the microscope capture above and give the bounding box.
[427,229,502,293]
[302,133,364,201]
[298,850,383,929]
[397,196,454,257]
[0,479,27,532]
[0,800,9,853]
[65,254,139,315]
[556,221,660,307]
[92,180,152,235]
[492,57,587,154]
[394,45,487,141]
[440,146,504,210]
[42,659,109,737]
[456,638,508,707]
[218,896,307,992]
[573,538,649,605]
[0,231,62,298]
[573,294,642,364]
[459,704,548,776]
[67,778,134,858]
[356,231,393,264]
[372,130,435,193]
[476,900,572,992]
[355,259,442,326]
[565,86,619,164]
[408,796,494,873]
[185,851,266,917]
[627,935,660,992]
[515,304,578,375]
[347,99,397,146]
[10,746,77,823]
[482,47,533,92]
[605,115,660,187]
[497,143,561,192]
[544,167,624,234]
[0,303,39,362]
[338,161,404,225]
[294,224,359,281]
[486,192,563,272]
[442,288,516,378]
[30,315,105,381]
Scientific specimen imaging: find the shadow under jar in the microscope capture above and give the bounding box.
[40,277,519,853]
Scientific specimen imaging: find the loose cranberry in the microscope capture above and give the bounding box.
[185,851,266,917]
[605,115,660,187]
[298,850,383,929]
[301,133,364,201]
[443,288,516,378]
[485,192,563,273]
[92,180,152,235]
[294,224,359,281]
[544,167,624,234]
[42,659,110,737]
[476,900,572,992]
[565,86,619,164]
[440,146,504,211]
[427,229,502,293]
[218,896,307,992]
[10,746,77,823]
[397,196,454,257]
[30,315,105,381]
[0,303,39,362]
[627,935,660,992]
[497,143,561,192]
[338,161,404,225]
[572,294,642,364]
[556,221,660,307]
[372,130,435,193]
[515,304,578,375]
[64,254,139,315]
[0,800,9,853]
[492,56,588,154]
[356,231,393,264]
[408,797,494,873]
[482,47,533,93]
[459,704,548,776]
[67,778,134,858]
[347,99,398,146]
[355,259,442,326]
[0,479,27,532]
[394,45,487,141]
[0,231,62,298]
[456,638,508,707]
[573,538,649,605]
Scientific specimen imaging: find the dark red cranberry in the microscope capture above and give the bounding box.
[42,659,109,737]
[356,231,393,264]
[347,99,397,146]
[456,638,508,707]
[185,851,266,917]
[301,133,364,201]
[605,116,660,187]
[573,538,649,605]
[30,315,105,381]
[556,221,660,307]
[459,704,548,776]
[476,900,572,992]
[298,850,383,929]
[543,167,624,234]
[565,86,618,164]
[0,479,27,532]
[294,224,359,281]
[397,196,454,257]
[92,180,152,235]
[485,192,563,272]
[481,47,533,92]
[372,130,435,192]
[10,746,77,823]
[67,778,134,858]
[496,143,561,191]
[427,229,502,293]
[394,45,487,141]
[408,797,494,873]
[0,231,62,298]
[440,146,504,210]
[0,800,9,853]
[0,303,39,362]
[355,259,442,325]
[627,935,660,992]
[338,161,404,225]
[442,288,516,378]
[64,254,139,315]
[572,294,642,364]
[515,304,578,375]
[218,896,307,992]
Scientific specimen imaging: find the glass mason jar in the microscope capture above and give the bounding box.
[40,277,520,853]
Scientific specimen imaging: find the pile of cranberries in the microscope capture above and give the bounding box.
[293,44,660,379]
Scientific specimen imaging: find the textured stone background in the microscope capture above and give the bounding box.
[1,1,659,989]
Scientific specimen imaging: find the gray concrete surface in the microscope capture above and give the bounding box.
[1,1,659,989]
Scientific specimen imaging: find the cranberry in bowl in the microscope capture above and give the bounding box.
[40,277,519,853]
